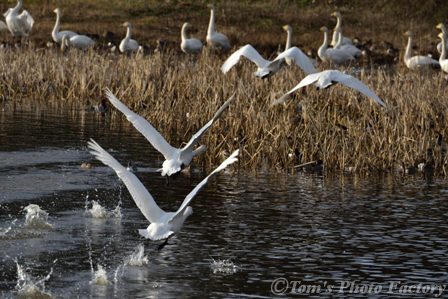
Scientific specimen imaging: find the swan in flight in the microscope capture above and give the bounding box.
[105,88,235,184]
[119,22,139,54]
[318,27,355,64]
[52,8,78,44]
[331,12,353,46]
[438,33,448,73]
[221,44,317,79]
[270,70,387,108]
[436,23,448,54]
[334,28,361,59]
[87,139,239,250]
[61,34,95,52]
[206,4,231,50]
[403,31,439,70]
[181,22,203,54]
[4,0,34,37]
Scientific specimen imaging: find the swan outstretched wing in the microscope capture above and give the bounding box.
[275,47,317,75]
[221,45,268,74]
[105,88,177,159]
[335,73,387,108]
[269,72,321,107]
[18,10,34,31]
[88,139,166,223]
[3,8,12,19]
[169,150,239,224]
[181,92,235,156]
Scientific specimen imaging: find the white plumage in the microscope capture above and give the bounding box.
[4,0,34,37]
[206,4,231,50]
[334,28,361,59]
[318,27,355,64]
[270,70,387,108]
[438,32,448,73]
[221,44,317,78]
[61,34,95,52]
[181,22,203,55]
[119,22,139,54]
[105,88,234,179]
[88,139,239,249]
[331,12,353,47]
[52,8,78,44]
[436,23,448,54]
[403,31,439,70]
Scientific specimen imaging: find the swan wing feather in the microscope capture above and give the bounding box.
[221,45,268,73]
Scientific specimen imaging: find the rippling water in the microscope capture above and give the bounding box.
[1,104,448,298]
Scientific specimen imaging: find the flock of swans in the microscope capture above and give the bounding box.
[3,0,448,249]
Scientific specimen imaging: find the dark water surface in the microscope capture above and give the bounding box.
[1,104,448,298]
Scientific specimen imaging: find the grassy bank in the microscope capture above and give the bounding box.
[0,0,447,176]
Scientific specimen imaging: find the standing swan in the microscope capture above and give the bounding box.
[331,12,353,47]
[436,23,448,54]
[181,22,203,55]
[104,88,235,185]
[4,0,34,37]
[206,4,231,50]
[403,31,439,70]
[438,33,448,73]
[61,34,95,52]
[52,8,78,44]
[119,22,139,54]
[88,139,239,251]
[334,28,361,59]
[318,27,355,64]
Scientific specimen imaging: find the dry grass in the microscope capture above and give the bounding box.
[1,0,448,176]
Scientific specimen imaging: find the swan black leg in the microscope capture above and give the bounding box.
[158,239,169,251]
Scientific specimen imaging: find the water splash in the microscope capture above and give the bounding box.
[124,244,149,267]
[23,204,53,229]
[84,200,121,219]
[89,265,111,285]
[0,219,18,238]
[14,259,54,299]
[209,256,241,274]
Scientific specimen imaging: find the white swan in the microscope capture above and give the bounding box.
[331,12,353,46]
[3,0,34,37]
[88,139,239,250]
[61,34,95,52]
[181,22,203,55]
[438,33,448,73]
[52,8,78,44]
[270,70,387,108]
[436,23,448,54]
[318,27,355,64]
[105,88,234,183]
[403,31,439,70]
[334,28,361,59]
[119,22,139,54]
[221,44,317,79]
[206,4,231,50]
[283,25,293,51]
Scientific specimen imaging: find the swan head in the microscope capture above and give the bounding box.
[403,31,413,38]
[436,23,446,31]
[331,12,341,18]
[207,4,215,10]
[282,25,292,32]
[438,32,446,40]
[53,8,60,14]
[320,26,328,33]
[122,22,132,28]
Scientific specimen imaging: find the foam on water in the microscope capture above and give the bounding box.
[209,257,241,274]
[89,265,111,285]
[83,199,122,219]
[0,219,18,238]
[14,259,54,299]
[124,244,149,267]
[23,204,53,229]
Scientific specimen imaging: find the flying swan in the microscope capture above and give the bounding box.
[331,12,353,46]
[119,22,139,54]
[206,4,231,50]
[403,31,439,70]
[88,139,238,250]
[61,34,95,52]
[4,0,34,37]
[221,44,317,78]
[438,32,448,73]
[318,27,355,64]
[181,22,203,55]
[52,8,78,44]
[270,70,387,108]
[105,88,235,184]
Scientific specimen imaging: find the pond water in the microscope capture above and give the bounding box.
[1,104,448,298]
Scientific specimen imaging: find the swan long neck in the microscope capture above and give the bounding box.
[53,11,61,36]
[208,7,215,34]
[335,29,343,48]
[13,0,22,13]
[405,35,412,62]
[440,34,447,62]
[335,15,342,29]
[318,29,329,57]
[285,28,292,50]
[125,26,132,41]
[181,24,188,42]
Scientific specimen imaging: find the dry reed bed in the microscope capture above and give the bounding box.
[0,44,447,175]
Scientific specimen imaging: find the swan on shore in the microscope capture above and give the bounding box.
[334,28,361,59]
[119,22,139,54]
[4,0,34,37]
[206,4,231,50]
[88,139,239,250]
[105,88,235,184]
[331,12,353,46]
[438,32,448,73]
[318,27,355,64]
[436,23,448,54]
[221,44,317,78]
[270,70,387,108]
[52,8,78,44]
[61,34,95,52]
[403,31,439,70]
[181,22,203,54]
